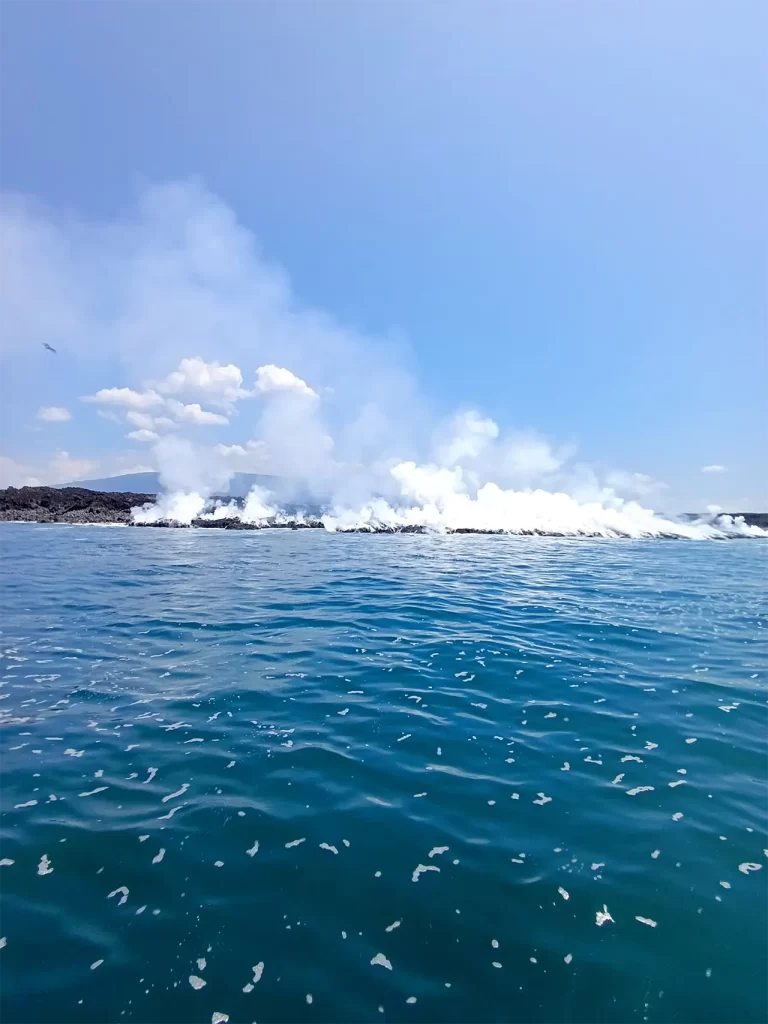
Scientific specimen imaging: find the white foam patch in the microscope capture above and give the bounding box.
[412,863,440,882]
[595,905,614,926]
[157,804,183,820]
[162,784,189,802]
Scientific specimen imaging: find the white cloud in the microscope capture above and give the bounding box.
[96,409,122,424]
[165,400,228,426]
[87,386,228,432]
[605,470,666,498]
[0,455,42,487]
[0,182,421,489]
[214,439,269,472]
[0,450,98,486]
[6,180,754,514]
[701,464,726,473]
[127,429,160,443]
[125,411,157,431]
[254,364,318,400]
[49,450,99,483]
[85,387,164,411]
[154,357,247,405]
[37,406,72,423]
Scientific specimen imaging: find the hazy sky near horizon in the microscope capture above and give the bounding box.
[0,0,766,510]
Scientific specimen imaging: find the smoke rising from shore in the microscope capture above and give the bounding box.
[2,181,762,535]
[127,363,765,539]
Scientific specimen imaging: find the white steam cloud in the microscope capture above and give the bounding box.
[128,361,765,539]
[1,180,763,538]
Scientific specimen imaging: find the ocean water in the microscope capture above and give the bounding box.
[1,523,766,1024]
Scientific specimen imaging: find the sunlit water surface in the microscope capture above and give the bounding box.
[1,523,766,1024]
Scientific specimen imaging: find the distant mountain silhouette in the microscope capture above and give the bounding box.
[66,472,285,497]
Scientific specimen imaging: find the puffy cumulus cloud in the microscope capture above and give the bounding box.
[254,364,318,400]
[127,429,160,443]
[125,411,158,431]
[86,387,164,411]
[165,400,229,426]
[37,406,71,423]
[85,362,237,432]
[702,464,726,473]
[154,357,247,406]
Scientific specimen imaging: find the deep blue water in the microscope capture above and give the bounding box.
[1,523,767,1024]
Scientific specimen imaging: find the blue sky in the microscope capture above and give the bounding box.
[1,0,766,510]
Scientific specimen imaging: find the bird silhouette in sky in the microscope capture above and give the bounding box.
[42,342,57,354]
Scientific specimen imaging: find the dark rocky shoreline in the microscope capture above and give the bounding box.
[1,485,767,534]
[0,486,155,525]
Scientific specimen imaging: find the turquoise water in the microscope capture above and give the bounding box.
[1,523,766,1024]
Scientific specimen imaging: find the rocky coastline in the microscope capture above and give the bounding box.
[0,486,155,525]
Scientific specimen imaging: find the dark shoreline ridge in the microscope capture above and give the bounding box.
[1,485,767,535]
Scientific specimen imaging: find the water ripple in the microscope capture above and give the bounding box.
[1,524,766,1023]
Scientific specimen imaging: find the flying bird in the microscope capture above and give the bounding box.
[42,342,57,354]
